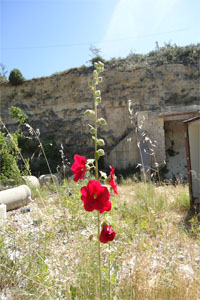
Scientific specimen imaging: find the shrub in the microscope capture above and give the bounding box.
[90,55,105,66]
[0,107,30,184]
[9,68,25,85]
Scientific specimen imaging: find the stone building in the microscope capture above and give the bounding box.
[105,103,200,182]
[183,116,200,209]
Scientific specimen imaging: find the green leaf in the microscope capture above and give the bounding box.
[10,106,27,125]
[0,132,6,146]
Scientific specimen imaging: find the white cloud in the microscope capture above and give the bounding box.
[151,0,182,31]
[101,0,182,58]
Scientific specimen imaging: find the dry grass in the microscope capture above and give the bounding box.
[0,179,200,300]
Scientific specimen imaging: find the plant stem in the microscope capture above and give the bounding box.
[93,70,102,300]
[98,211,103,300]
[108,243,111,300]
[94,85,98,180]
[135,126,147,184]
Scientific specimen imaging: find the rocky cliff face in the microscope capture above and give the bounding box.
[0,61,199,161]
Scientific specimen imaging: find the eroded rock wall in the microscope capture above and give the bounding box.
[0,63,199,163]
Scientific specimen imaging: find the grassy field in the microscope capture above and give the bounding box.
[0,178,200,300]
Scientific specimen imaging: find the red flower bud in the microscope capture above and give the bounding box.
[100,225,116,243]
[109,166,118,195]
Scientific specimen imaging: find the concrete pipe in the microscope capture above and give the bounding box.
[22,175,40,188]
[0,185,31,211]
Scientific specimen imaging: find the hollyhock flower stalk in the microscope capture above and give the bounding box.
[92,62,104,300]
[70,61,116,299]
[90,62,116,300]
[81,61,116,300]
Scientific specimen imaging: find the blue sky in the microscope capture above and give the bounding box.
[1,0,199,80]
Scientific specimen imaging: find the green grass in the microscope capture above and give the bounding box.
[0,179,200,300]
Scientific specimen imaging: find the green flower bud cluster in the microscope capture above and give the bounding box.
[94,61,104,73]
[86,61,107,165]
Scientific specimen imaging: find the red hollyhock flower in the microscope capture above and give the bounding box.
[109,166,118,195]
[81,180,111,213]
[71,154,87,182]
[100,225,116,243]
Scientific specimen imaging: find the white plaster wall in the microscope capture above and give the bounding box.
[137,111,166,167]
[104,130,140,170]
[188,120,200,203]
[164,121,187,182]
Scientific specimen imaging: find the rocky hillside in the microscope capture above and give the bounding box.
[0,44,200,161]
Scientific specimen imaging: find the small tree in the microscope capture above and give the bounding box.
[88,45,105,66]
[0,63,8,82]
[9,68,25,85]
[89,45,102,57]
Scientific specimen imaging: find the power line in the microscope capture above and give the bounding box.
[1,28,189,50]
